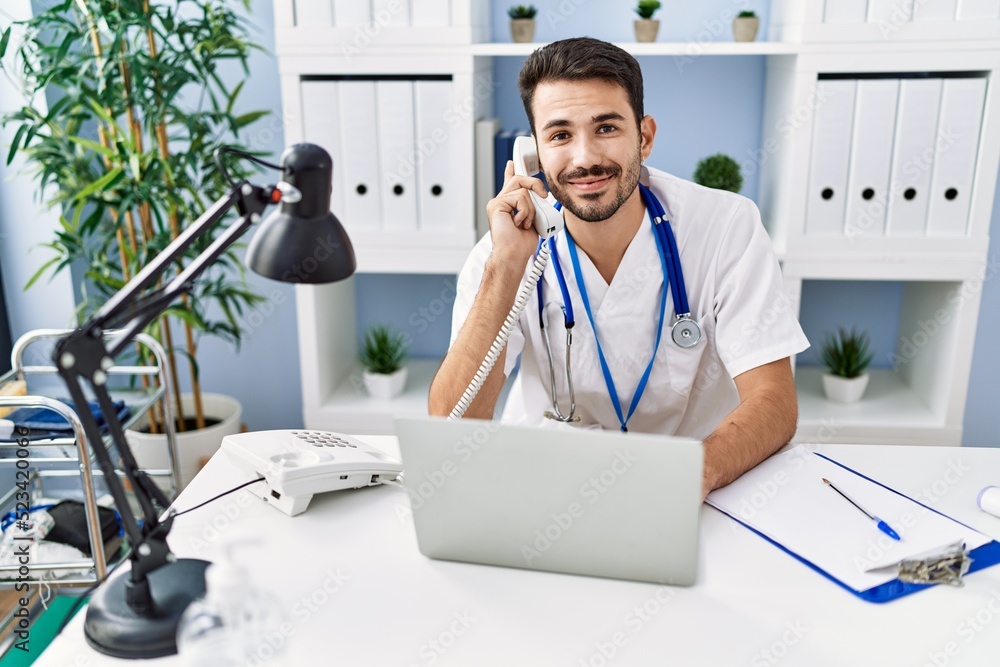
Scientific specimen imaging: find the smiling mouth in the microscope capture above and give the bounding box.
[569,176,612,192]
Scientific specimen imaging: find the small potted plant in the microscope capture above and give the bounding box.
[733,10,760,42]
[634,0,662,42]
[508,5,537,43]
[360,325,409,399]
[693,154,744,193]
[821,328,874,404]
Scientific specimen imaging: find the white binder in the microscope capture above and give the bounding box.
[414,80,454,231]
[373,0,410,26]
[295,0,333,27]
[885,78,942,236]
[300,81,346,221]
[911,0,957,20]
[926,77,987,237]
[332,0,370,26]
[844,79,899,238]
[376,80,419,231]
[411,0,451,26]
[805,79,856,236]
[338,80,382,230]
[824,0,868,22]
[956,0,1000,19]
[868,0,911,24]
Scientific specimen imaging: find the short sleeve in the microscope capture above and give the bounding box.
[712,199,810,378]
[450,235,525,378]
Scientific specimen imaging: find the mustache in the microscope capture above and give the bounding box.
[557,165,621,184]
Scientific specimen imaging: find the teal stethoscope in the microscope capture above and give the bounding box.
[537,183,701,431]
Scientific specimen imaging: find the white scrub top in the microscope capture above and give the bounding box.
[450,166,810,439]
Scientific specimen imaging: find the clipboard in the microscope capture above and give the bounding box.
[707,447,1000,603]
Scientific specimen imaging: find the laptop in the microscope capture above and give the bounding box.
[394,417,703,585]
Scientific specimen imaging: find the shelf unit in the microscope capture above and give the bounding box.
[0,330,179,587]
[276,1,1000,445]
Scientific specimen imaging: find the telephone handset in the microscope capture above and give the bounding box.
[448,138,562,419]
[512,136,564,239]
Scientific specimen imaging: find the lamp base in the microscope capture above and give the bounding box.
[84,558,210,659]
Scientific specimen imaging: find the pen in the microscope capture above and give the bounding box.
[821,478,901,541]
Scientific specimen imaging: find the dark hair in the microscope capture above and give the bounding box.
[517,37,645,134]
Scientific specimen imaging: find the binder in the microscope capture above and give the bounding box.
[295,0,333,27]
[376,80,418,231]
[411,0,451,26]
[338,80,382,230]
[414,80,455,231]
[868,0,910,24]
[805,79,856,236]
[372,0,410,27]
[926,77,987,237]
[956,0,1000,19]
[475,118,501,241]
[844,78,899,238]
[823,0,868,22]
[332,0,370,26]
[300,80,346,223]
[706,446,1000,603]
[911,0,957,20]
[885,78,942,236]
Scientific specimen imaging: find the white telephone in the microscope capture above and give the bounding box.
[221,430,403,516]
[512,135,564,239]
[447,138,564,419]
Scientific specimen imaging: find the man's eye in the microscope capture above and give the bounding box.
[551,132,569,141]
[598,125,617,134]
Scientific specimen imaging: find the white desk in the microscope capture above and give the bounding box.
[39,441,1000,667]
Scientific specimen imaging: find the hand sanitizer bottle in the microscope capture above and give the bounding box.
[176,550,285,665]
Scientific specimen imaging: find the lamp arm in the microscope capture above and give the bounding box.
[53,181,273,610]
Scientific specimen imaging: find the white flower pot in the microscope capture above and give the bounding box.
[822,374,870,404]
[127,393,243,493]
[733,17,759,42]
[363,368,408,399]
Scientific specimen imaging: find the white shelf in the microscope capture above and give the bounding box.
[304,359,438,435]
[793,367,959,446]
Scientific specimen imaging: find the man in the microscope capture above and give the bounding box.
[428,37,809,498]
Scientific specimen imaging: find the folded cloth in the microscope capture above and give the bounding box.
[0,398,131,441]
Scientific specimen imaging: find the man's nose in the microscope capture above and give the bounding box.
[568,135,602,171]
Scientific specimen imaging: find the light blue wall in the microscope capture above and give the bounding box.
[2,0,999,446]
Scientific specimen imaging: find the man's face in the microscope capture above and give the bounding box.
[531,78,652,223]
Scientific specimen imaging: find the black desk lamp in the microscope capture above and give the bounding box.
[54,143,355,658]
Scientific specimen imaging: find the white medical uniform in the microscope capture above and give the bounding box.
[450,166,810,439]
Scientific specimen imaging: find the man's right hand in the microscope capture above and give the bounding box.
[486,159,552,266]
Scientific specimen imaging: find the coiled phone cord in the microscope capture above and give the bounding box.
[448,242,551,420]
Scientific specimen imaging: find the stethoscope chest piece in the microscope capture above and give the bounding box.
[671,316,701,349]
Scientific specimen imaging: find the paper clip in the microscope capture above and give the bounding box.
[897,541,972,587]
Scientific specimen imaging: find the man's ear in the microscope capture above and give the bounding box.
[640,115,657,161]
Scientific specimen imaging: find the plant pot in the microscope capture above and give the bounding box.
[822,373,870,404]
[733,17,759,42]
[634,19,660,43]
[127,393,243,493]
[510,18,535,43]
[363,368,408,399]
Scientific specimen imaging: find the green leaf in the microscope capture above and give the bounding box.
[72,167,123,202]
[233,110,268,128]
[66,135,115,158]
[6,125,27,165]
[0,27,11,59]
[24,256,62,291]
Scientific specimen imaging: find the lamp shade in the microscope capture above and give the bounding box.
[246,143,356,283]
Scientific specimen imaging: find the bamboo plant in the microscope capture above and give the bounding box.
[0,0,268,432]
